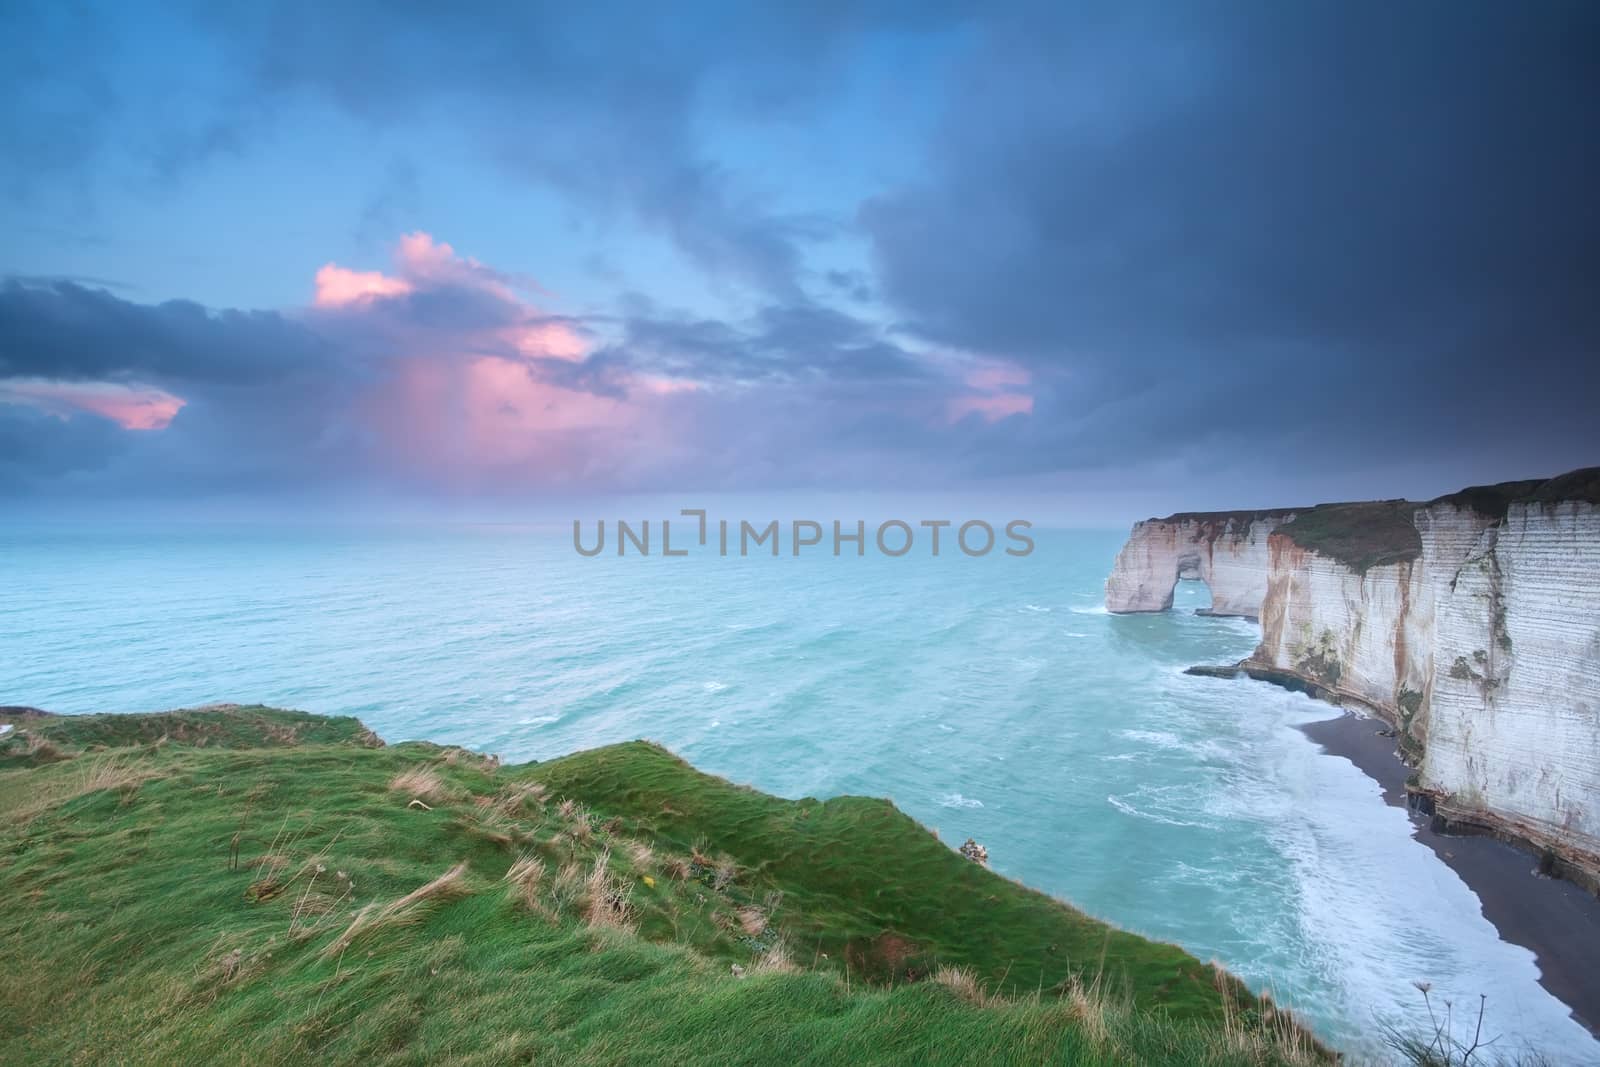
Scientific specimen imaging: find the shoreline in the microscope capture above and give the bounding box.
[1300,709,1600,1037]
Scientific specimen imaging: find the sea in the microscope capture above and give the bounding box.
[3,522,1595,1063]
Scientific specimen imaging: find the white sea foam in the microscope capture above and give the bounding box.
[1117,728,1185,749]
[939,793,984,809]
[516,714,561,727]
[1070,605,1109,615]
[1105,792,1214,829]
[1021,604,1051,613]
[1205,687,1600,1062]
[702,680,728,693]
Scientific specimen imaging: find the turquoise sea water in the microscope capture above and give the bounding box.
[2,523,1595,1062]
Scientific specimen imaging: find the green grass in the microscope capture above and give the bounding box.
[1429,467,1600,515]
[1277,502,1423,573]
[0,705,1327,1065]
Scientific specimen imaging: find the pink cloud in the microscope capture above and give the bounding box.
[0,379,186,430]
[359,351,674,490]
[508,321,589,363]
[634,375,701,396]
[316,236,681,487]
[948,358,1033,423]
[315,232,525,306]
[393,232,508,293]
[317,232,590,362]
[313,264,413,308]
[948,391,1034,422]
[964,361,1031,392]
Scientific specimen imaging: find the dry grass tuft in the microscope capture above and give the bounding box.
[712,859,737,892]
[1213,969,1323,1066]
[496,781,547,816]
[550,861,586,917]
[626,840,655,871]
[567,807,593,844]
[503,854,545,910]
[750,939,797,975]
[78,754,155,795]
[388,766,455,806]
[582,851,635,932]
[1063,973,1115,1046]
[443,747,499,772]
[462,806,518,849]
[12,753,160,823]
[18,732,70,764]
[322,861,470,959]
[736,906,767,937]
[933,965,1002,1008]
[661,854,693,881]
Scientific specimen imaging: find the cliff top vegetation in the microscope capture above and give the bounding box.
[0,704,1327,1066]
[1147,468,1598,573]
[1276,502,1423,573]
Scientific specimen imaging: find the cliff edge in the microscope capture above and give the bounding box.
[1106,468,1600,888]
[0,705,1327,1064]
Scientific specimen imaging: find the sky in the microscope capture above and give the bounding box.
[2,0,1597,522]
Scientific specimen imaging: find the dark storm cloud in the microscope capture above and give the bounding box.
[4,1,1596,502]
[864,0,1600,473]
[178,1,972,298]
[0,280,329,384]
[0,280,379,494]
[0,266,1013,497]
[584,303,931,388]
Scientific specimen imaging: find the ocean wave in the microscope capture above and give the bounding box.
[1117,728,1185,749]
[1105,793,1214,829]
[1069,605,1109,615]
[1254,722,1600,1061]
[516,714,561,727]
[1021,604,1052,613]
[1170,860,1246,889]
[702,680,729,693]
[939,792,984,809]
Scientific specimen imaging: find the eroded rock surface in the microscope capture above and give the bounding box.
[1106,470,1600,882]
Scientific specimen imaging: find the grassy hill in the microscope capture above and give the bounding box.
[0,705,1326,1065]
[1276,502,1423,574]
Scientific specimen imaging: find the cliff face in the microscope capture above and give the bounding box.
[1422,499,1600,864]
[1104,511,1297,616]
[1106,470,1600,879]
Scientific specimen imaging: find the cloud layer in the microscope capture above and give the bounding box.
[2,2,1596,504]
[0,234,1026,496]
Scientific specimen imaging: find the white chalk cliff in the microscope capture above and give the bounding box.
[1104,510,1297,617]
[1106,470,1600,882]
